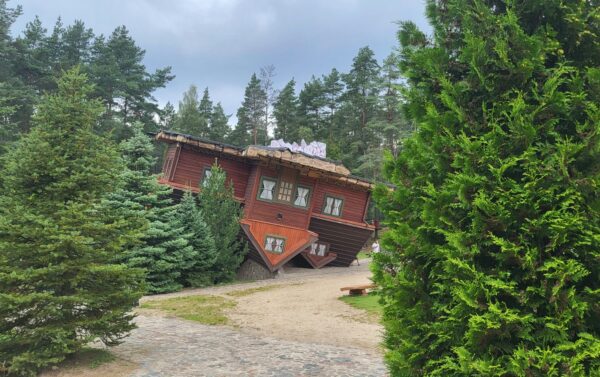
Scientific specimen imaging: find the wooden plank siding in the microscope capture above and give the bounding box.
[312,180,370,223]
[308,217,373,267]
[169,145,250,199]
[240,219,318,271]
[244,166,314,229]
[300,251,338,269]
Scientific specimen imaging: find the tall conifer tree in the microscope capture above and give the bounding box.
[109,123,194,294]
[198,165,247,283]
[230,73,267,146]
[273,79,299,141]
[177,192,218,287]
[373,1,600,375]
[208,102,230,142]
[0,69,145,376]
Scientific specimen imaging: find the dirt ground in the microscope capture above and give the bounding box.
[226,265,383,352]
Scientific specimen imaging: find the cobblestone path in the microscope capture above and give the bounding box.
[113,315,387,377]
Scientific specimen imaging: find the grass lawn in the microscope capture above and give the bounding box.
[140,295,236,325]
[356,251,372,260]
[226,282,302,297]
[339,292,383,321]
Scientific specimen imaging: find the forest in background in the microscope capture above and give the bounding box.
[0,1,413,182]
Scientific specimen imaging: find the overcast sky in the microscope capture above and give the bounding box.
[10,0,430,124]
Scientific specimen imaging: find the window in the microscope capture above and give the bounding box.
[293,186,311,208]
[264,235,285,254]
[258,178,277,200]
[309,242,329,257]
[277,180,294,202]
[323,195,343,217]
[201,167,212,187]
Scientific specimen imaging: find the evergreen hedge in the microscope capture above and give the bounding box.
[373,1,600,375]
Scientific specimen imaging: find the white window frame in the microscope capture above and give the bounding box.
[293,185,311,208]
[264,235,286,254]
[323,195,343,217]
[258,177,277,201]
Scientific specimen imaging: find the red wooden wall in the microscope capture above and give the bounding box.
[167,145,250,199]
[243,166,314,229]
[312,181,369,224]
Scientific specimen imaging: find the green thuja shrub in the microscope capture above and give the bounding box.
[0,69,145,376]
[372,1,600,376]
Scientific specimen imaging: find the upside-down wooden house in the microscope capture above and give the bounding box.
[156,130,375,274]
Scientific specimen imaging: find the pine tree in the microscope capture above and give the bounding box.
[208,102,230,142]
[0,69,145,376]
[198,165,247,283]
[110,124,194,294]
[88,26,173,138]
[177,192,218,287]
[230,73,267,146]
[340,46,381,170]
[273,79,299,141]
[373,1,600,375]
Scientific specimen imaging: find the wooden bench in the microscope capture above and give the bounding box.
[340,283,377,296]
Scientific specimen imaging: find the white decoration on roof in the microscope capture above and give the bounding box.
[269,139,327,158]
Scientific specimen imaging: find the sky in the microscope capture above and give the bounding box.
[9,0,431,124]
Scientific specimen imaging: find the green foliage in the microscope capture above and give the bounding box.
[198,164,247,283]
[208,102,231,142]
[273,79,299,141]
[177,192,218,287]
[108,124,193,294]
[172,85,209,137]
[0,69,145,376]
[230,73,267,146]
[0,5,172,147]
[373,1,600,376]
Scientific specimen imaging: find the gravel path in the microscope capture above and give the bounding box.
[114,315,386,377]
[112,260,387,376]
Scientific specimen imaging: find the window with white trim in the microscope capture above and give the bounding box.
[201,167,212,187]
[309,242,329,257]
[323,195,343,217]
[264,236,285,254]
[293,186,311,208]
[277,180,294,202]
[258,178,277,200]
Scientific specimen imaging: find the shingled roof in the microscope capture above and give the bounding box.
[155,130,375,190]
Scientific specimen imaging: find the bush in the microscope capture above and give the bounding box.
[373,1,600,375]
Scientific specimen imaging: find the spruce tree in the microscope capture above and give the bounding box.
[273,79,299,141]
[208,102,230,142]
[373,1,600,375]
[0,69,145,376]
[177,192,218,287]
[110,124,194,294]
[198,165,247,283]
[230,73,267,146]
